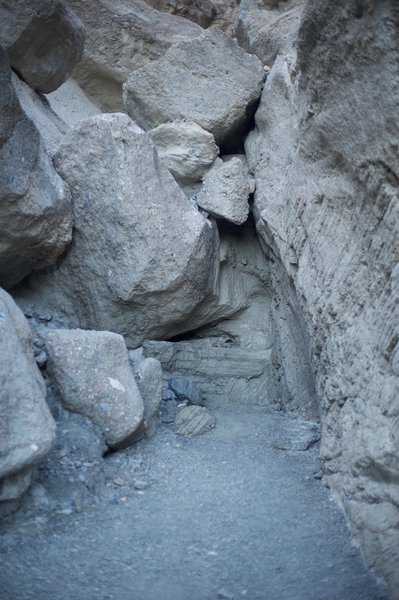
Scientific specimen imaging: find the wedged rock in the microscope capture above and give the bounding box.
[148,121,219,184]
[15,113,219,347]
[143,0,239,32]
[0,0,85,94]
[43,329,144,449]
[235,0,304,65]
[123,27,264,148]
[68,0,202,111]
[134,358,163,433]
[0,49,72,289]
[196,157,251,225]
[0,288,56,490]
[46,79,102,127]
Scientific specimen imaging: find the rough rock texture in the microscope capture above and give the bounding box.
[143,0,239,32]
[68,0,202,111]
[46,79,102,126]
[196,157,251,225]
[14,113,220,347]
[235,0,304,66]
[43,329,144,449]
[0,288,56,499]
[0,50,72,290]
[245,1,399,594]
[148,121,219,184]
[133,358,163,434]
[0,0,85,94]
[123,27,264,148]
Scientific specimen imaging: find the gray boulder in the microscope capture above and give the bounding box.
[196,157,251,225]
[15,113,219,347]
[0,288,56,491]
[68,0,202,111]
[143,0,239,32]
[43,329,144,449]
[0,0,85,94]
[123,27,264,148]
[148,121,219,184]
[0,49,72,290]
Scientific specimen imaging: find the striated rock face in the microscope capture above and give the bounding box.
[0,288,56,505]
[0,0,85,94]
[0,49,72,290]
[14,113,220,348]
[68,0,202,111]
[123,27,264,149]
[43,329,144,449]
[245,1,399,594]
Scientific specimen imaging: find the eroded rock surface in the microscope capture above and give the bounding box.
[123,27,264,148]
[0,49,72,290]
[0,0,85,93]
[43,329,144,449]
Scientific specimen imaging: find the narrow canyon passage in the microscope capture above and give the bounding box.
[0,408,386,600]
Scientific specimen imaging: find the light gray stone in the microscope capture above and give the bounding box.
[148,121,219,184]
[14,113,219,347]
[0,288,56,487]
[0,49,72,289]
[43,329,144,449]
[196,157,251,225]
[0,0,85,93]
[123,27,264,148]
[68,0,202,111]
[135,358,163,433]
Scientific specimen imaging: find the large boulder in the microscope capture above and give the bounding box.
[43,329,144,449]
[0,49,72,290]
[0,288,56,502]
[68,0,202,111]
[235,0,304,66]
[123,27,264,149]
[15,113,219,348]
[0,0,85,94]
[245,1,399,594]
[148,121,219,185]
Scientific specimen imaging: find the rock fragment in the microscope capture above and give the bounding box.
[43,329,144,449]
[175,405,216,436]
[134,358,163,434]
[123,27,264,148]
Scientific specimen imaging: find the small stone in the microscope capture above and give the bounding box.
[133,480,149,491]
[113,477,125,487]
[217,588,234,600]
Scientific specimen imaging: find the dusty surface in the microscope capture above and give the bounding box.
[0,408,386,600]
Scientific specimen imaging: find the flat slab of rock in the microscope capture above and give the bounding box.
[123,27,264,148]
[0,288,55,485]
[0,0,85,93]
[196,157,251,225]
[175,405,215,436]
[43,329,144,449]
[148,121,219,184]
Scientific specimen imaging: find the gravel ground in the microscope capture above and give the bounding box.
[0,408,387,600]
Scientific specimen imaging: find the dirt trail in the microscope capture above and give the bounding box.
[0,408,387,600]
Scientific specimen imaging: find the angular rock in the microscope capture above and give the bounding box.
[134,358,163,433]
[15,113,219,347]
[196,157,251,225]
[148,121,219,184]
[43,329,144,449]
[123,27,264,148]
[235,0,304,66]
[46,79,102,127]
[0,0,85,94]
[68,0,202,111]
[0,288,56,488]
[168,375,203,406]
[0,49,72,289]
[174,405,215,436]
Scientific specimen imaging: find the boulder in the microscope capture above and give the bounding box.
[143,0,239,32]
[43,329,144,449]
[0,0,85,94]
[235,0,304,66]
[68,0,202,111]
[14,113,219,347]
[123,27,264,148]
[148,121,219,184]
[134,358,163,433]
[0,288,56,492]
[46,79,102,127]
[0,49,72,290]
[196,157,251,225]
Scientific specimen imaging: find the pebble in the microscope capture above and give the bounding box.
[133,479,149,491]
[217,588,234,600]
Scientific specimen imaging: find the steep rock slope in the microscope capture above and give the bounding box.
[245,1,399,594]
